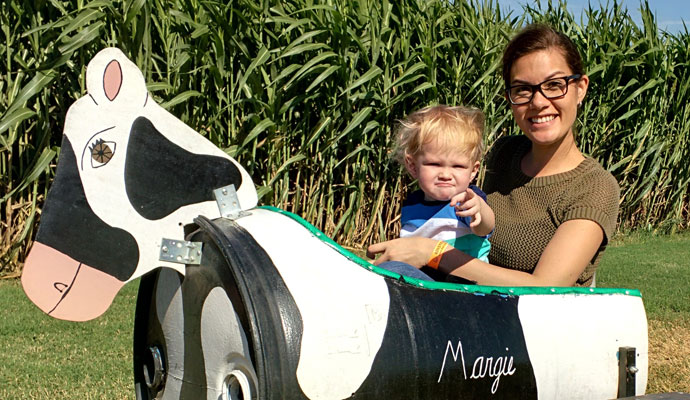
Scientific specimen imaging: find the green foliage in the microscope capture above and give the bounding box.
[2,0,690,274]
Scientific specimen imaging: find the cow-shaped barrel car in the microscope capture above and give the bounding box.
[21,48,648,399]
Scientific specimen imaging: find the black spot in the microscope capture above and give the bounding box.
[36,136,139,281]
[124,117,242,220]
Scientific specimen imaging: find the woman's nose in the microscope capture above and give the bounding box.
[531,89,550,107]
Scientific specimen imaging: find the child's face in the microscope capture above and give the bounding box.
[405,140,479,202]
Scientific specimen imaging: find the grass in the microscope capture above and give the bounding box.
[597,231,690,394]
[0,279,138,400]
[0,231,689,398]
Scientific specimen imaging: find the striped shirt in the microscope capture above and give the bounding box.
[400,186,492,262]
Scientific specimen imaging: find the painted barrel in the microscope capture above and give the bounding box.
[133,207,648,399]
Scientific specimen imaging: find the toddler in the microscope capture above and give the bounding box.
[393,105,494,268]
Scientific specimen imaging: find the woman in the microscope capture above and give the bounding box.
[367,24,620,287]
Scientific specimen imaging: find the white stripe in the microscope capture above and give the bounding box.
[236,209,390,400]
[401,218,473,241]
[518,294,648,398]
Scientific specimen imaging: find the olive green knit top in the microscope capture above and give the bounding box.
[483,135,620,287]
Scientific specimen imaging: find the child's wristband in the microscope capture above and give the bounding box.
[427,241,449,270]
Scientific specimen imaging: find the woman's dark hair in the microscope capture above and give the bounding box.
[502,24,584,87]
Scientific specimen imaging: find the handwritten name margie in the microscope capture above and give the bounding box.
[438,339,517,394]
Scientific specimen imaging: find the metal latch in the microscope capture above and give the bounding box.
[214,184,250,219]
[159,239,202,265]
[617,346,638,398]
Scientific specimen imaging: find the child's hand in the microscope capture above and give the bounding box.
[450,188,482,227]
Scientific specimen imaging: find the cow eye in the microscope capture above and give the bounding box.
[89,138,116,168]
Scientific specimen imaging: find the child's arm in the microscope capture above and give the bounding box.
[450,187,495,237]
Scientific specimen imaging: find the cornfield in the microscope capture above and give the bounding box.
[2,0,689,274]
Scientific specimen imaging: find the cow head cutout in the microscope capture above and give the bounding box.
[22,48,258,321]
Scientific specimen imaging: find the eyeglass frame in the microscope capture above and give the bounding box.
[505,74,582,105]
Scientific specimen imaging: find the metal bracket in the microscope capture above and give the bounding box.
[159,238,202,265]
[143,346,165,391]
[618,346,638,398]
[214,184,250,220]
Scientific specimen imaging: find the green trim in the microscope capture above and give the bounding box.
[258,206,642,298]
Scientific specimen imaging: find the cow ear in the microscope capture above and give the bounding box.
[85,48,147,108]
[103,60,122,101]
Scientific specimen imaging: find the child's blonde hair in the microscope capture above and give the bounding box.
[393,105,485,165]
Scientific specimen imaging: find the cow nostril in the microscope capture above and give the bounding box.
[54,282,68,293]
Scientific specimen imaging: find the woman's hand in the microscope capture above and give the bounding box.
[366,237,438,267]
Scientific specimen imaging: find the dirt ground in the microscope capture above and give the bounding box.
[646,319,690,393]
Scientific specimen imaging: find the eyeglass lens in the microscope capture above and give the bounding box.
[509,77,570,105]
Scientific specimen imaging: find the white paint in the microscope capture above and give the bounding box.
[154,268,185,400]
[64,48,257,280]
[236,208,390,400]
[518,294,648,399]
[201,287,256,400]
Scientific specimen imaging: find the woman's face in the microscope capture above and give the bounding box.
[508,48,589,147]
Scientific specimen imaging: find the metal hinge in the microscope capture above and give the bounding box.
[159,238,203,265]
[214,184,250,219]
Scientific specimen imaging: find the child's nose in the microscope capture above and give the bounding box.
[439,169,452,179]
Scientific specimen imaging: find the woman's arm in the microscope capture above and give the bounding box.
[367,219,603,286]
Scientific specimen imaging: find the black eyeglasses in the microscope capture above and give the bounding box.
[506,74,582,105]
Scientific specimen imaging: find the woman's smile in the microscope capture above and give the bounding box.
[529,114,557,125]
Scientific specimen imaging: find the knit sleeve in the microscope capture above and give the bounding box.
[561,165,620,244]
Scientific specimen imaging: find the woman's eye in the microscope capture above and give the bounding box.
[514,86,532,96]
[89,139,116,168]
[544,81,565,90]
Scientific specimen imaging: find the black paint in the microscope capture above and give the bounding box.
[133,269,167,399]
[132,213,540,399]
[124,117,242,220]
[353,281,538,398]
[194,216,308,400]
[133,217,308,399]
[36,136,139,281]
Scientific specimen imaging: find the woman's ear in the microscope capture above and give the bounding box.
[404,154,418,178]
[576,74,589,104]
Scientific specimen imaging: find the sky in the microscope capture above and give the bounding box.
[495,0,690,34]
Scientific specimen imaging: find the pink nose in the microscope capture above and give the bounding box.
[21,242,125,321]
